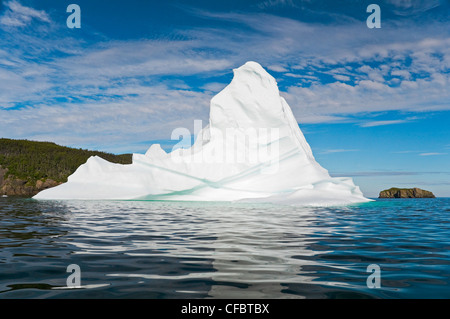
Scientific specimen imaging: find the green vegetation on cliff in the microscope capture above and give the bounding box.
[0,138,132,184]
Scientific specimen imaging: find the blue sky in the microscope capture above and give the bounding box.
[0,0,449,197]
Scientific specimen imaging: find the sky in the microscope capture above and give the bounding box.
[0,0,449,197]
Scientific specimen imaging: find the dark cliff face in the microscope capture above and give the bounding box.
[0,165,61,197]
[0,166,6,187]
[379,187,435,198]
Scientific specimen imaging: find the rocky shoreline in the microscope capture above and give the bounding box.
[0,138,132,198]
[0,165,61,197]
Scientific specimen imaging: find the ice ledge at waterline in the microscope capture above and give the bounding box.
[34,61,371,206]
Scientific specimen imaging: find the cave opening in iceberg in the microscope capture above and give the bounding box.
[34,61,371,206]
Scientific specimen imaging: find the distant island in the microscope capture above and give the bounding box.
[0,138,132,197]
[379,187,435,198]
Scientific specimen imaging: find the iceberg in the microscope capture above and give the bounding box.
[34,61,370,206]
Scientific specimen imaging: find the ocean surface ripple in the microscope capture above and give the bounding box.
[1,197,449,298]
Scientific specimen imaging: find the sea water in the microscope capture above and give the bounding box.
[0,197,449,298]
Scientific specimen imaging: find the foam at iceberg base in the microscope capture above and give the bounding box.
[34,61,371,206]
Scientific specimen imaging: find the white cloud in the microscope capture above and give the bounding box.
[359,120,408,127]
[267,64,288,72]
[257,0,300,9]
[333,74,350,82]
[284,58,449,123]
[385,0,444,15]
[391,69,411,79]
[0,1,50,27]
[53,40,234,79]
[400,80,419,89]
[357,66,385,83]
[358,80,390,91]
[201,82,228,93]
[1,5,449,151]
[0,85,212,153]
[419,152,447,156]
[286,112,349,124]
[181,10,450,123]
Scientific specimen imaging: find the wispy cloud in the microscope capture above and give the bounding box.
[267,64,288,72]
[0,0,50,27]
[0,1,449,153]
[333,74,350,82]
[359,119,408,127]
[0,85,213,153]
[257,0,300,9]
[392,150,420,154]
[390,150,448,156]
[386,0,445,15]
[419,152,447,156]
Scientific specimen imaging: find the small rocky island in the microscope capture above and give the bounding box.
[379,187,435,198]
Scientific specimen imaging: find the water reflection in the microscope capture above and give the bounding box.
[206,205,322,298]
[1,197,449,298]
[55,200,374,298]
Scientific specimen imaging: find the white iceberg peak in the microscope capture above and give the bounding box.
[34,61,370,206]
